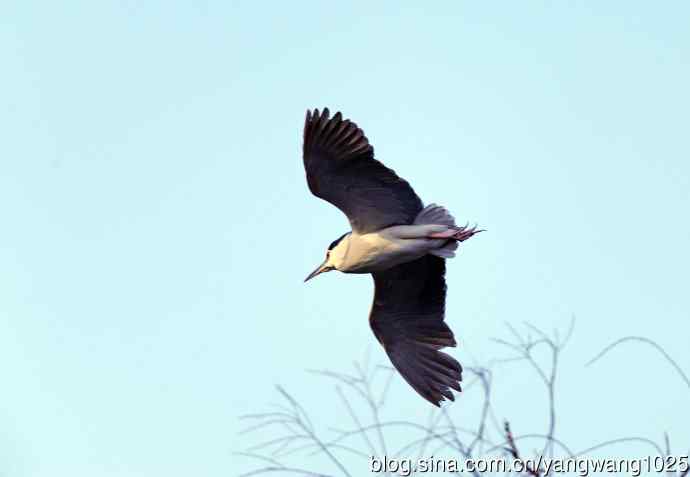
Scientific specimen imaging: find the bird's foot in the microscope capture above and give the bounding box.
[428,224,484,242]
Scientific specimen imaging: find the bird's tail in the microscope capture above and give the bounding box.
[415,204,471,259]
[414,203,456,227]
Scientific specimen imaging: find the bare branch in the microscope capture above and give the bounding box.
[240,320,687,477]
[586,336,690,389]
[238,467,333,477]
[504,421,541,476]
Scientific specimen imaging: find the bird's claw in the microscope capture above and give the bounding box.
[429,223,484,242]
[452,224,484,242]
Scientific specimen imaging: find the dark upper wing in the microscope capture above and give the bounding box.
[302,108,423,234]
[369,256,462,406]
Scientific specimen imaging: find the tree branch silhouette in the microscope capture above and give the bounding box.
[238,320,689,476]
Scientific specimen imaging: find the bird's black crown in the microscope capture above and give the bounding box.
[328,232,350,251]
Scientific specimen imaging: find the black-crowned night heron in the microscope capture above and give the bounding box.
[302,108,482,406]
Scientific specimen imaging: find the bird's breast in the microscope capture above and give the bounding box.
[339,232,428,273]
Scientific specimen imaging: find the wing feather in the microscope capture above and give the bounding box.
[302,108,423,233]
[369,256,462,406]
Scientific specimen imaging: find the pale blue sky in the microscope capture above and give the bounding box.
[1,2,689,476]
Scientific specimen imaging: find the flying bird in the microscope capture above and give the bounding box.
[302,108,482,406]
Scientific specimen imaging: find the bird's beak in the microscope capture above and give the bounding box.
[304,260,330,282]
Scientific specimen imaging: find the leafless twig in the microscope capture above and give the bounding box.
[239,319,688,476]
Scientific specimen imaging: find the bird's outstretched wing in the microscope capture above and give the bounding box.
[370,256,462,406]
[303,108,423,234]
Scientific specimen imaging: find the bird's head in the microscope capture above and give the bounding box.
[304,232,351,282]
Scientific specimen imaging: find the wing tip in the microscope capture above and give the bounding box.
[384,344,463,407]
[303,107,373,161]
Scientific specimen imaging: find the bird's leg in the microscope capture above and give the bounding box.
[428,224,483,242]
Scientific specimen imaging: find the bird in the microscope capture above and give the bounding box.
[302,108,482,406]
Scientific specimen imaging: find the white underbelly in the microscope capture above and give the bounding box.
[339,232,439,273]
